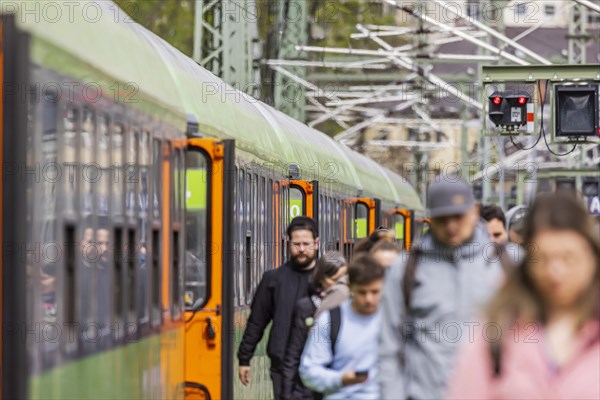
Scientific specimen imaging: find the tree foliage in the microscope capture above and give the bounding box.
[114,0,195,56]
[308,1,401,49]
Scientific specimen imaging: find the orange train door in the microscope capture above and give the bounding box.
[184,138,235,400]
[288,180,318,220]
[350,197,379,239]
[342,197,379,258]
[2,15,28,400]
[393,209,429,251]
[282,180,317,261]
[393,209,413,251]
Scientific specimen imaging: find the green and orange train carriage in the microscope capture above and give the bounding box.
[1,2,424,399]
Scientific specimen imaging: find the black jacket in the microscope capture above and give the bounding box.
[282,295,320,400]
[237,261,313,369]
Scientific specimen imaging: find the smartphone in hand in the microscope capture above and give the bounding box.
[355,370,369,378]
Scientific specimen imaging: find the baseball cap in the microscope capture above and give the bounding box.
[427,179,475,218]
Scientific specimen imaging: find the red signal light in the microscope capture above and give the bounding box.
[492,96,502,105]
[518,96,527,105]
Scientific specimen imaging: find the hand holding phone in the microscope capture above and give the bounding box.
[342,370,369,386]
[355,370,369,378]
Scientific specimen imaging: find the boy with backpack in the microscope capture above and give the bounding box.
[299,254,384,399]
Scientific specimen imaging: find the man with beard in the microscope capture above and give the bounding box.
[238,216,319,399]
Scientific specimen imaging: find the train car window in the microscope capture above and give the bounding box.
[322,196,328,250]
[79,107,99,338]
[31,96,60,356]
[62,106,79,214]
[324,196,328,250]
[172,147,184,320]
[245,233,252,304]
[127,228,137,323]
[114,226,124,324]
[238,168,246,305]
[97,114,111,216]
[151,227,161,324]
[335,199,341,252]
[281,182,289,262]
[327,197,333,251]
[138,131,151,323]
[252,173,258,291]
[64,225,76,325]
[260,176,266,277]
[318,193,324,253]
[165,142,174,318]
[355,202,369,239]
[273,180,280,267]
[112,123,125,218]
[80,107,95,217]
[125,128,139,327]
[151,138,163,325]
[125,127,137,218]
[184,149,210,311]
[95,114,111,332]
[266,178,273,270]
[233,167,240,306]
[344,202,354,258]
[245,171,252,303]
[152,138,162,220]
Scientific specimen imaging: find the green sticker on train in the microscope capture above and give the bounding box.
[186,169,207,209]
[355,218,367,239]
[290,199,303,219]
[395,222,404,240]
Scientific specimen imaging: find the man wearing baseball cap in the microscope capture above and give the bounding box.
[379,178,504,400]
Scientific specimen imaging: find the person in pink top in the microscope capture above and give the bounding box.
[447,192,600,400]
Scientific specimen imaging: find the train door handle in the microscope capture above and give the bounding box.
[205,317,216,342]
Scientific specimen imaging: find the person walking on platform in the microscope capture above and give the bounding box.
[282,251,348,400]
[238,216,319,399]
[447,193,600,400]
[480,204,508,245]
[300,254,385,400]
[379,178,504,400]
[481,204,524,267]
[505,205,527,245]
[354,229,400,269]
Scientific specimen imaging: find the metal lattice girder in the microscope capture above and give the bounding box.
[194,0,260,95]
[432,0,552,65]
[569,2,590,65]
[481,64,600,82]
[573,0,600,16]
[270,66,350,129]
[273,0,309,122]
[354,24,483,110]
[384,0,529,66]
[368,140,454,149]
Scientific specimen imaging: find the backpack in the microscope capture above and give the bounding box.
[328,306,341,360]
[402,247,422,312]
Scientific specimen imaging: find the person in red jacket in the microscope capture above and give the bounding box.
[447,192,600,400]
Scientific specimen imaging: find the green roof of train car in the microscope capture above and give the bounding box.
[15,0,422,211]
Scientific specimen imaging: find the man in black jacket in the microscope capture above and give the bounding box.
[238,216,319,399]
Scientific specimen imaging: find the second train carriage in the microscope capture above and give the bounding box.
[1,2,424,399]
